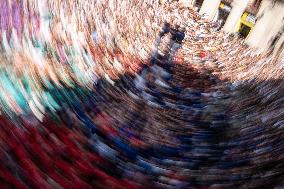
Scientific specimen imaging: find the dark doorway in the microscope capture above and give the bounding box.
[195,0,204,11]
[239,24,251,38]
[217,9,230,29]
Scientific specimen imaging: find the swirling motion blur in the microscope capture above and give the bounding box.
[0,0,283,188]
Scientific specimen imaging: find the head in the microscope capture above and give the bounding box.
[165,22,170,28]
[180,26,186,32]
[174,24,180,30]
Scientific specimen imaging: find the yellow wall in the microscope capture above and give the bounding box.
[235,12,254,35]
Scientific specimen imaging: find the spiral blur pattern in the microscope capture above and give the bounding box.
[0,0,283,188]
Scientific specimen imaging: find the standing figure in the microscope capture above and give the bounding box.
[152,22,171,59]
[168,25,185,63]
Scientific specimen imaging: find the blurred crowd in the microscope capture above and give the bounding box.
[0,0,283,188]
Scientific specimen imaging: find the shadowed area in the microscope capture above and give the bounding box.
[0,1,283,188]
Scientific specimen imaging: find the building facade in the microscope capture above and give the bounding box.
[176,0,284,55]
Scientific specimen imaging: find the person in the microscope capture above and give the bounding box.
[152,22,172,59]
[160,22,171,37]
[92,29,98,44]
[168,26,185,63]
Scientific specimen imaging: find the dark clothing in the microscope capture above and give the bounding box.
[171,30,185,44]
[159,23,171,37]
